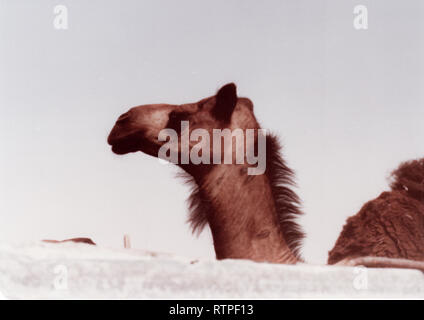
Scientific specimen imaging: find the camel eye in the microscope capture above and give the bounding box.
[168,111,189,122]
[166,111,190,133]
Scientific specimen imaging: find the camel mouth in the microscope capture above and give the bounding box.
[108,128,144,155]
[108,129,160,157]
[111,143,140,155]
[109,136,142,155]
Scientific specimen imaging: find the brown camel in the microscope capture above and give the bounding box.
[329,158,424,265]
[108,83,302,264]
[108,83,424,271]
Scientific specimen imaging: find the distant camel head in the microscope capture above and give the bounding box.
[107,83,262,175]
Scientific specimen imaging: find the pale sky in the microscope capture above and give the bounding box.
[0,0,423,263]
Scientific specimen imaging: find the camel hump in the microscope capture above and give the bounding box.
[328,190,424,264]
[389,158,424,204]
[43,237,96,245]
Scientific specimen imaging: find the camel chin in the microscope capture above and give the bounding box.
[111,143,140,155]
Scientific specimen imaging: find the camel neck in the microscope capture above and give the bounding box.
[199,165,298,264]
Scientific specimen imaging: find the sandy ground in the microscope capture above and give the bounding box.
[0,242,423,299]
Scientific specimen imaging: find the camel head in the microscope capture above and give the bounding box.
[108,83,264,175]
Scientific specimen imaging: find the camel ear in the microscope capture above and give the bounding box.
[212,83,237,121]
